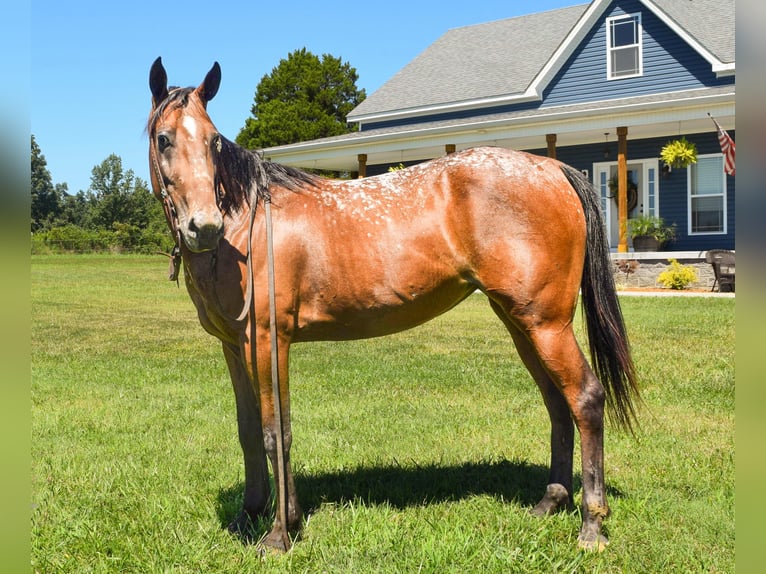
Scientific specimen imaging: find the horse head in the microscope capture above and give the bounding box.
[148,57,224,253]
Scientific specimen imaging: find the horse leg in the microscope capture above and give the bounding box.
[488,300,574,514]
[530,329,608,550]
[253,331,302,552]
[489,298,609,550]
[514,336,576,515]
[221,342,271,533]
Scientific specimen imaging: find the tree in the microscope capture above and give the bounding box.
[236,48,366,150]
[86,154,157,230]
[31,135,60,231]
[57,187,89,228]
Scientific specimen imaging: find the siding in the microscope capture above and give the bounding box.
[542,0,734,106]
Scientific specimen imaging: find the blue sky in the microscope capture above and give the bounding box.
[31,0,579,195]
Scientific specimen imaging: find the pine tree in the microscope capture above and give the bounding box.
[236,48,365,150]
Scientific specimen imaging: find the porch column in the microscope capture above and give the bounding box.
[357,154,367,179]
[445,144,456,155]
[617,126,629,253]
[546,134,557,159]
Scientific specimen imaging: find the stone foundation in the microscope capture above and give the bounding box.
[609,251,723,290]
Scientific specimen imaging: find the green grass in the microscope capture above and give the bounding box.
[31,255,734,573]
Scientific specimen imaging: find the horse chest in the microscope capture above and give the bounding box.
[183,257,244,341]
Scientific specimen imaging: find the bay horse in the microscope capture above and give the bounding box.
[147,58,638,552]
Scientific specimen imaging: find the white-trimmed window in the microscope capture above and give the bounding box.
[689,155,727,234]
[607,14,642,79]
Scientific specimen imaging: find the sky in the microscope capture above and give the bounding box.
[31,0,581,195]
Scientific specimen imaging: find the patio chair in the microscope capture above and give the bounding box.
[705,249,735,292]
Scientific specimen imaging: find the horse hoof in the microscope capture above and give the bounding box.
[531,483,570,516]
[259,529,292,554]
[577,533,609,552]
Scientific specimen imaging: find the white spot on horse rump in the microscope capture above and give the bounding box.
[182,115,198,140]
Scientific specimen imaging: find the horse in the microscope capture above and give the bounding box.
[147,57,639,553]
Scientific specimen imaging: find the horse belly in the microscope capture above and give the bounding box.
[293,264,475,342]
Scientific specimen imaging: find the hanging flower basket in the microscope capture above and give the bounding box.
[660,137,698,169]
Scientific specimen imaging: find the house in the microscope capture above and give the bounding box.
[263,0,735,253]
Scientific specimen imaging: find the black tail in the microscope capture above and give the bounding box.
[560,164,640,432]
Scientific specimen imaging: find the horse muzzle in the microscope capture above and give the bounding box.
[182,210,224,252]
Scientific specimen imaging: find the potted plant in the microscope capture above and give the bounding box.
[628,215,676,251]
[660,137,697,170]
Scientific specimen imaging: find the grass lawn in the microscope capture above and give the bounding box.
[31,254,734,573]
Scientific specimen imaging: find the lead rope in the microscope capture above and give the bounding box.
[236,194,289,548]
[235,197,257,322]
[263,199,290,549]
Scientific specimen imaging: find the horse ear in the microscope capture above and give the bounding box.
[149,57,168,107]
[196,62,221,106]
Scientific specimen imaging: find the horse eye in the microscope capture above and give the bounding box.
[157,134,171,152]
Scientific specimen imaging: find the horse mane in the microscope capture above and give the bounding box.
[214,136,320,214]
[147,86,319,215]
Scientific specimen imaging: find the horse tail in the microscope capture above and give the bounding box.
[560,164,640,432]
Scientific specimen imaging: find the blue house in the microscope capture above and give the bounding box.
[264,0,735,253]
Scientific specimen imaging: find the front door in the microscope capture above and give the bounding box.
[593,159,659,249]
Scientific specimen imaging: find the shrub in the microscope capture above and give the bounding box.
[657,258,698,290]
[31,224,174,254]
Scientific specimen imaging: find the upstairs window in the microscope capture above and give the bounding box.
[607,14,642,79]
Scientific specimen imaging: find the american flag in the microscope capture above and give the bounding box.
[708,113,735,176]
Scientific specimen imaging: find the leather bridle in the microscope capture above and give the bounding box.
[149,137,183,283]
[148,124,257,321]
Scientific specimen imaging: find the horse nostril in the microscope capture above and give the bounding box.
[187,213,223,251]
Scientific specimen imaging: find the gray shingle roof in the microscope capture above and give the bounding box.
[349,4,589,119]
[349,0,734,121]
[650,0,735,64]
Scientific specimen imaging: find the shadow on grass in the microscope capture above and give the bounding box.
[216,458,623,542]
[297,458,550,511]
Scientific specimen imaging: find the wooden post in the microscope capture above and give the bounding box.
[445,144,456,155]
[357,154,367,178]
[546,134,557,159]
[617,126,629,253]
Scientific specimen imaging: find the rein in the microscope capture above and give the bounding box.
[235,196,257,322]
[232,191,289,548]
[235,191,289,547]
[263,199,290,549]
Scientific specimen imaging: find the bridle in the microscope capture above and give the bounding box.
[149,136,183,283]
[148,108,257,324]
